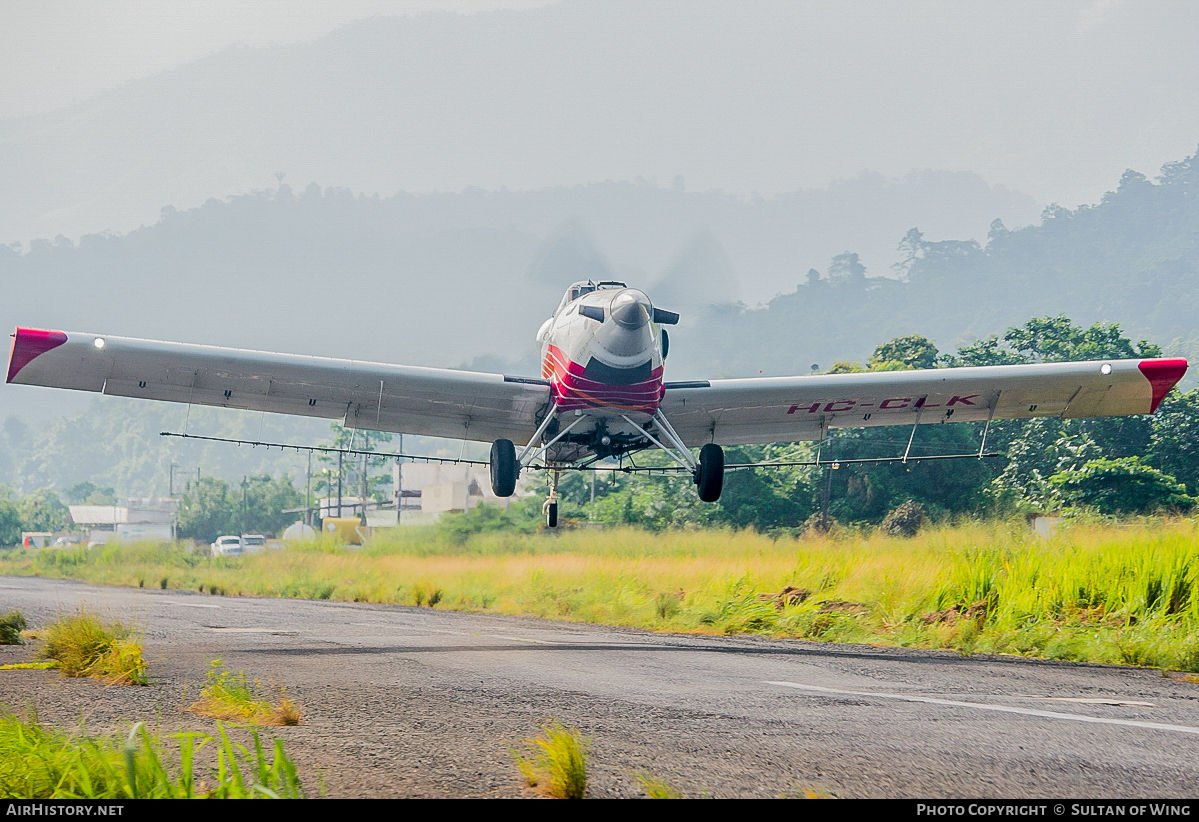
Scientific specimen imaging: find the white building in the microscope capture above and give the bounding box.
[391,462,514,524]
[68,499,177,543]
[307,463,521,531]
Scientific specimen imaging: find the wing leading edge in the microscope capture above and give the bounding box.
[6,328,549,444]
[659,358,1188,447]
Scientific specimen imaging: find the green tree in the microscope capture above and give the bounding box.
[942,315,1161,368]
[825,361,866,374]
[1002,315,1160,363]
[178,478,238,542]
[0,488,21,545]
[712,444,815,530]
[1148,388,1199,494]
[827,252,867,284]
[242,474,303,536]
[18,489,68,532]
[64,481,118,505]
[869,334,939,370]
[314,423,393,503]
[943,315,1163,505]
[178,475,303,542]
[939,335,1026,367]
[819,424,995,522]
[1047,457,1192,515]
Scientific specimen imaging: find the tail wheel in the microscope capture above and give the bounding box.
[544,499,559,528]
[490,439,518,497]
[695,443,724,503]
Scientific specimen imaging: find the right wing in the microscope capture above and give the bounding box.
[7,328,551,443]
[659,358,1189,447]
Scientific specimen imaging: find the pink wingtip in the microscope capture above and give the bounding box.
[1138,358,1189,413]
[7,328,68,383]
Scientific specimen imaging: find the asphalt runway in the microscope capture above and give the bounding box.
[2,575,1198,798]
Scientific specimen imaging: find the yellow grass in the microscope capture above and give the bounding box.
[36,609,148,685]
[509,721,589,798]
[187,659,301,726]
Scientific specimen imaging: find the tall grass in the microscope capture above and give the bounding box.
[509,721,589,799]
[187,660,301,726]
[38,609,148,685]
[633,771,685,798]
[0,710,307,799]
[7,519,1199,670]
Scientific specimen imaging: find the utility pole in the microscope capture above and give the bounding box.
[822,464,833,522]
[396,434,403,524]
[337,451,343,517]
[306,450,312,527]
[242,476,248,535]
[361,432,369,520]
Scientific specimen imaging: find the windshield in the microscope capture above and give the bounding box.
[557,280,629,313]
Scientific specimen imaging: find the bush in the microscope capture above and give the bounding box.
[0,610,27,645]
[1048,457,1193,515]
[880,500,928,537]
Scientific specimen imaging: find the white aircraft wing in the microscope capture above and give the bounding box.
[6,328,550,443]
[660,358,1189,447]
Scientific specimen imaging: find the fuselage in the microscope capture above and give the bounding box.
[538,281,666,418]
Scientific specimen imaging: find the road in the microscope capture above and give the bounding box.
[2,575,1198,798]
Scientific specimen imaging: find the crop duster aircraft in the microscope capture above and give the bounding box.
[7,280,1190,526]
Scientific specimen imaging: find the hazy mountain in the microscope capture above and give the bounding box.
[674,147,1199,384]
[4,0,1197,249]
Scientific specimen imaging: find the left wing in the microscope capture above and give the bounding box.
[6,328,550,443]
[660,358,1188,447]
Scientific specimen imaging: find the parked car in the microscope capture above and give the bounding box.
[240,534,267,555]
[211,535,242,556]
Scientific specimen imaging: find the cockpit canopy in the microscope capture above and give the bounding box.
[557,280,627,313]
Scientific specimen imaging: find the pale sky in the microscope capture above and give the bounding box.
[0,0,553,116]
[2,0,1198,231]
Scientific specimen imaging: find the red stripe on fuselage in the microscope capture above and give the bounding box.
[543,344,664,413]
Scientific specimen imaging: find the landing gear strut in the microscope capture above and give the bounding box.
[490,439,518,497]
[695,443,724,502]
[543,468,560,528]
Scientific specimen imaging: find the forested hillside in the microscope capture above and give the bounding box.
[688,147,1199,382]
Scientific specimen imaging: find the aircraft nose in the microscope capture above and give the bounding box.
[610,289,652,329]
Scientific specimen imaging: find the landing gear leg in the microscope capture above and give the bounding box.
[694,443,725,503]
[543,468,560,528]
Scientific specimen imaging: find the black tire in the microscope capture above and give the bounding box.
[546,501,559,528]
[695,443,724,502]
[490,439,518,497]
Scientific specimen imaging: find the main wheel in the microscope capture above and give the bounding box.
[695,443,724,502]
[546,501,559,528]
[490,439,518,497]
